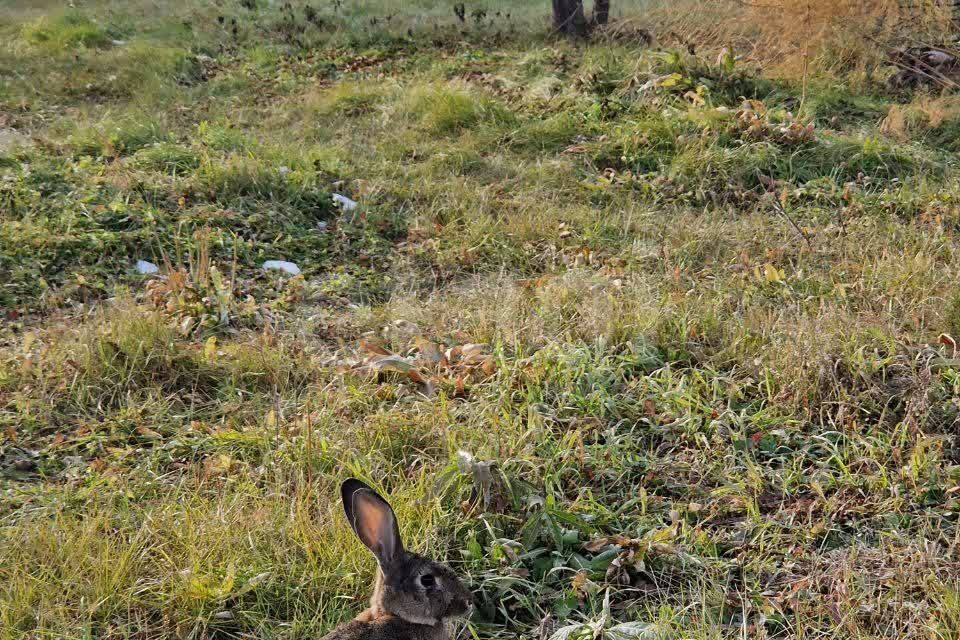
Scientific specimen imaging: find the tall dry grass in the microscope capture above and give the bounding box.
[639,0,956,78]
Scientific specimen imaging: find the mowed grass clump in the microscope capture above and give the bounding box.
[3,0,960,639]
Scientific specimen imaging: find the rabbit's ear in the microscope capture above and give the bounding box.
[341,479,403,565]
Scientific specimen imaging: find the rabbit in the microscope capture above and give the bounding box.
[321,478,472,640]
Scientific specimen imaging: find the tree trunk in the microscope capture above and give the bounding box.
[552,0,588,36]
[552,0,568,30]
[594,0,610,25]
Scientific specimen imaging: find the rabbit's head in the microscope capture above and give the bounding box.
[341,479,472,626]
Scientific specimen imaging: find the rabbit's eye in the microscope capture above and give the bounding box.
[419,574,436,589]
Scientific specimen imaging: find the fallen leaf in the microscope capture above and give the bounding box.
[179,316,196,335]
[204,454,234,477]
[136,425,163,440]
[413,337,445,365]
[460,343,488,365]
[643,399,656,417]
[583,537,613,553]
[606,621,662,640]
[939,333,957,351]
[360,338,391,355]
[407,368,425,383]
[392,319,420,334]
[683,90,705,106]
[367,355,414,374]
[481,357,496,376]
[204,336,217,361]
[763,263,783,283]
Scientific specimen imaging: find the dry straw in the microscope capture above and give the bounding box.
[638,0,955,77]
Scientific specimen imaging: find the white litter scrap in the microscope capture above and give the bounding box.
[262,260,301,275]
[135,260,159,274]
[332,193,358,211]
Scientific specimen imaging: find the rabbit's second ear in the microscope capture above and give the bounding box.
[341,479,403,566]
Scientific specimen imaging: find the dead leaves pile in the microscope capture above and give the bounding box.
[145,267,232,336]
[582,529,694,587]
[736,99,815,147]
[344,330,497,397]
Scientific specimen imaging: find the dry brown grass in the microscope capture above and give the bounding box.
[640,0,955,77]
[881,94,960,139]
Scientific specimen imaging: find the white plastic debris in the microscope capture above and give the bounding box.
[262,260,301,275]
[332,193,358,211]
[316,220,329,232]
[135,260,159,274]
[926,50,955,66]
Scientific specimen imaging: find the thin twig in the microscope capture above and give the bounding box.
[766,185,814,251]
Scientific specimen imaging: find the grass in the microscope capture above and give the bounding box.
[3,0,960,639]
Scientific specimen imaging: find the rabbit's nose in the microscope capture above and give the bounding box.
[450,595,471,616]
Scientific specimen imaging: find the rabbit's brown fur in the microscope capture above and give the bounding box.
[321,479,471,640]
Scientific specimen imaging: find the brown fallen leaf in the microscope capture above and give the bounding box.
[939,333,957,352]
[460,343,488,365]
[481,357,496,376]
[360,338,391,355]
[583,537,614,553]
[445,345,463,364]
[406,368,426,383]
[412,337,445,366]
[136,425,163,440]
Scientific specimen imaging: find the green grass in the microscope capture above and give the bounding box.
[3,1,960,639]
[21,12,115,50]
